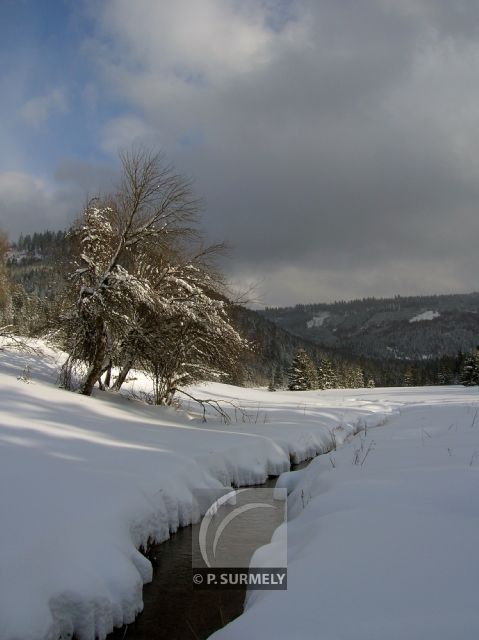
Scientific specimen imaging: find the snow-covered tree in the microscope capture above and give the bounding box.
[123,263,246,405]
[58,148,246,398]
[318,356,337,389]
[288,349,318,390]
[338,363,364,388]
[437,361,452,385]
[350,364,365,388]
[268,366,277,391]
[461,348,479,386]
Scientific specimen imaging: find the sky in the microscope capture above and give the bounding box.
[1,0,479,306]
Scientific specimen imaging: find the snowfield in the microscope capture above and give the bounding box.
[0,341,392,640]
[0,342,478,639]
[213,388,479,640]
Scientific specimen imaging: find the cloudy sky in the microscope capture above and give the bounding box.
[1,0,479,305]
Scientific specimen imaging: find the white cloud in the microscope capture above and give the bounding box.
[0,171,78,237]
[101,115,159,154]
[20,87,68,129]
[88,0,292,79]
[84,0,306,148]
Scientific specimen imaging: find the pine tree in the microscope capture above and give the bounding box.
[318,356,337,389]
[461,347,479,386]
[403,366,415,387]
[350,365,365,388]
[274,363,284,389]
[268,366,277,392]
[287,349,318,390]
[437,361,452,385]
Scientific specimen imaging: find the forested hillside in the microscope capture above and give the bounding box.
[7,230,68,299]
[261,294,479,361]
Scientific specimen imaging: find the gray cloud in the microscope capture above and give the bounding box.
[0,159,119,238]
[6,0,479,306]
[0,172,76,237]
[53,159,118,196]
[173,1,479,303]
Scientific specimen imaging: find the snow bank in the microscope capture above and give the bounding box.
[212,387,479,640]
[0,342,393,640]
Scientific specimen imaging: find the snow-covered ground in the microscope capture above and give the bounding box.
[213,387,479,640]
[2,341,478,640]
[0,341,393,640]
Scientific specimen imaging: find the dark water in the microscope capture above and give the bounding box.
[109,460,312,640]
[110,522,246,640]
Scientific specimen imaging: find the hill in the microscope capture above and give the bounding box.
[230,305,364,386]
[260,293,479,360]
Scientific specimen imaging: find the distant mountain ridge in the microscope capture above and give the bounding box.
[260,293,479,360]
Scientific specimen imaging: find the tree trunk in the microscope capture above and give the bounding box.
[103,361,112,387]
[112,360,132,391]
[97,359,113,391]
[81,318,108,395]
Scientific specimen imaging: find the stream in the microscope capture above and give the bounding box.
[108,459,312,640]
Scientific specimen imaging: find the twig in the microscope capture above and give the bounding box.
[471,409,478,428]
[361,440,375,466]
[176,388,231,423]
[0,327,43,355]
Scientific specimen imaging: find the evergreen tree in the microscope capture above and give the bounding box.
[318,356,337,389]
[267,366,277,391]
[437,360,452,385]
[460,347,479,386]
[287,349,318,391]
[403,366,415,387]
[350,364,365,388]
[274,363,284,389]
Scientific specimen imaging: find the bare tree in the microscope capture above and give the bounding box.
[58,148,246,398]
[58,149,199,394]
